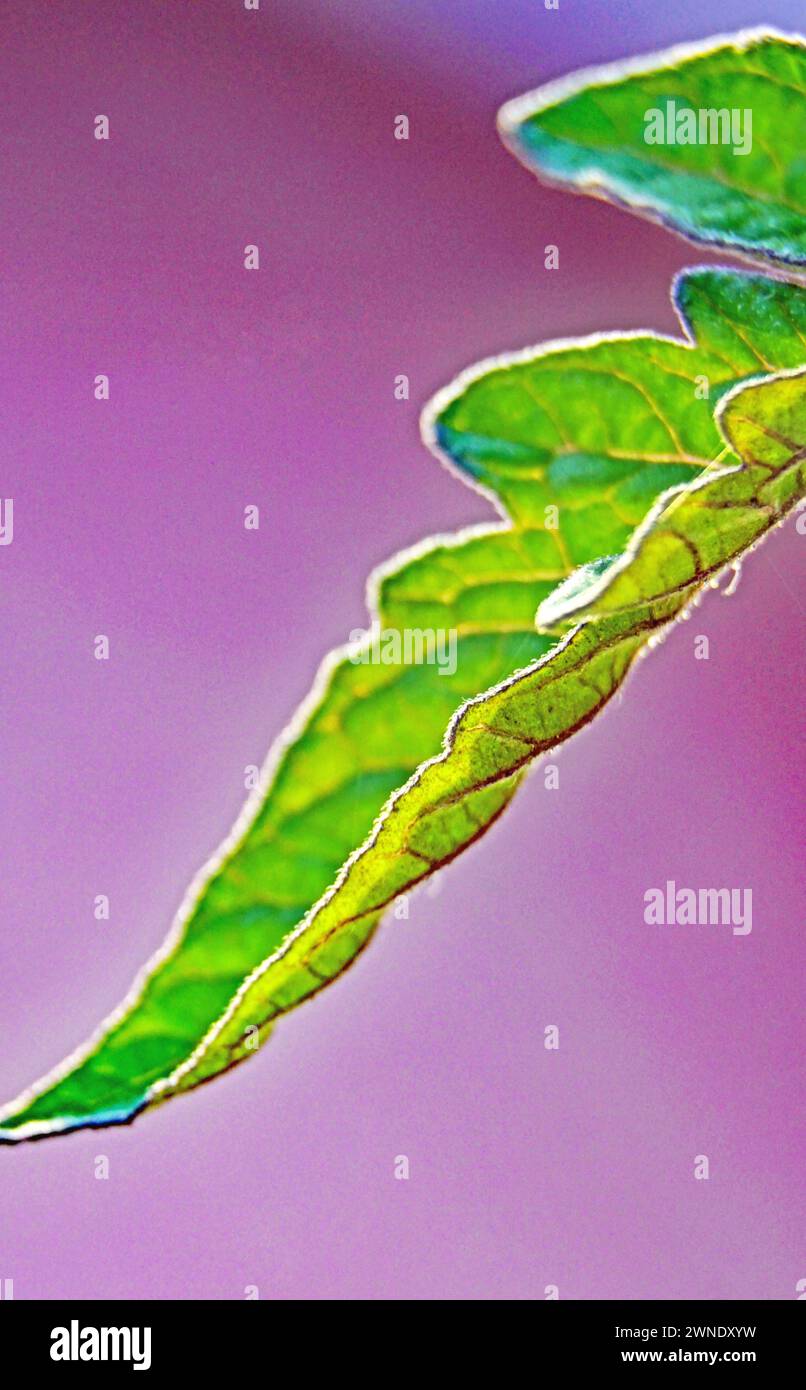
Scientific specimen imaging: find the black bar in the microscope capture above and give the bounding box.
[0,1298,801,1377]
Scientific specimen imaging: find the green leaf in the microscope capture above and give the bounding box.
[2,269,802,1141]
[499,28,806,267]
[158,364,805,1102]
[550,364,806,624]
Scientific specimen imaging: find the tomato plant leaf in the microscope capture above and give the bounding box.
[2,266,802,1142]
[499,28,806,267]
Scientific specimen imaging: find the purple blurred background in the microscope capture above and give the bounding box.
[1,0,803,1300]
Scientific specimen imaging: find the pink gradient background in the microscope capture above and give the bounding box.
[0,0,803,1299]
